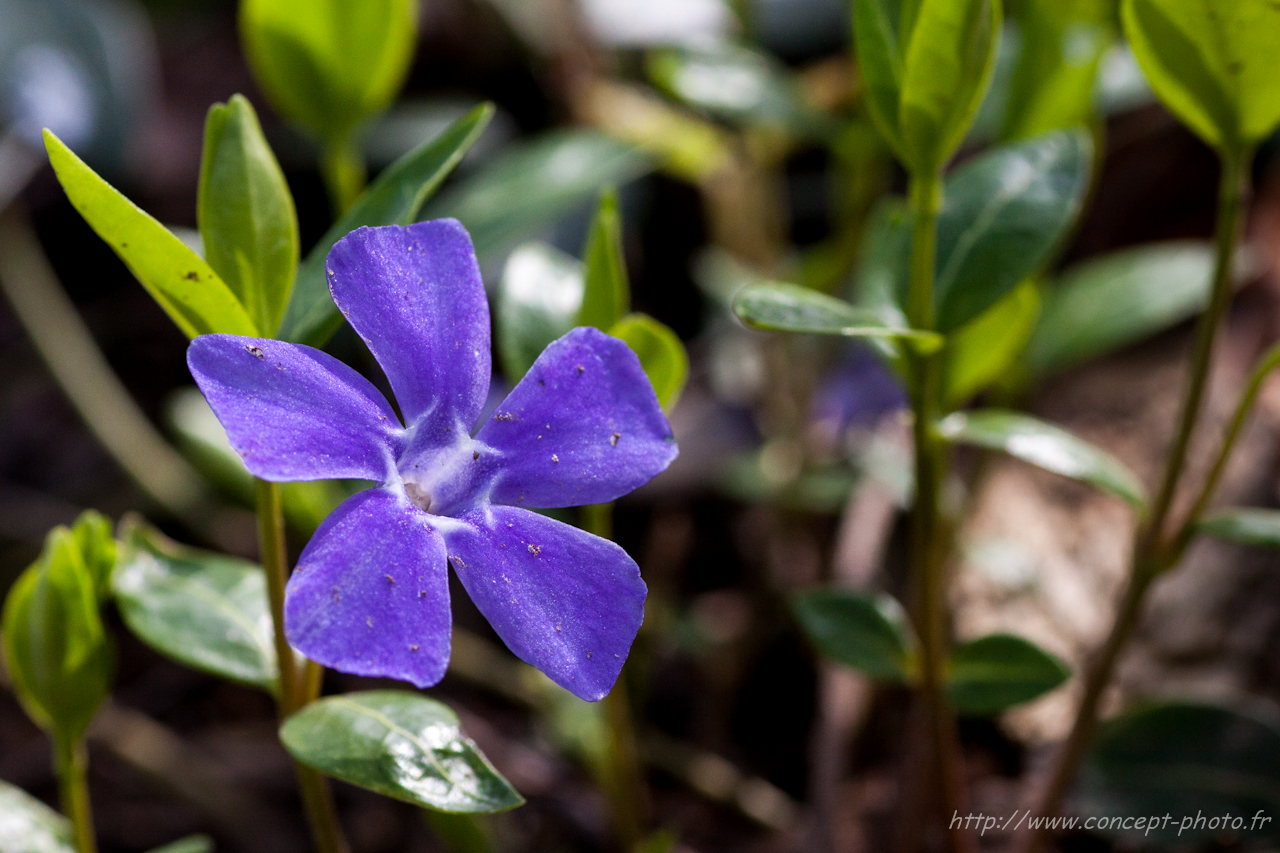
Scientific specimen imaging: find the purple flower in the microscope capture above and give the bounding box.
[188,220,677,701]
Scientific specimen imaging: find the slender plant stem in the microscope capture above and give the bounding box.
[582,501,649,850]
[54,736,96,853]
[902,173,973,853]
[1022,149,1250,853]
[255,479,351,853]
[320,136,366,217]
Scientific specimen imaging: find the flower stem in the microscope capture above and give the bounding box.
[320,136,366,218]
[255,479,351,853]
[582,501,649,850]
[903,172,973,853]
[1021,148,1249,853]
[54,736,96,853]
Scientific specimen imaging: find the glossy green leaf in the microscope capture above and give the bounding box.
[793,589,914,681]
[1196,508,1280,549]
[280,691,523,813]
[198,94,299,336]
[732,282,943,351]
[898,0,1003,173]
[279,103,494,347]
[1078,701,1280,844]
[1025,241,1215,377]
[609,314,688,413]
[942,280,1040,408]
[239,0,417,144]
[44,130,258,338]
[69,510,115,601]
[578,188,630,331]
[425,131,653,262]
[938,409,1147,509]
[645,42,833,140]
[112,522,277,693]
[946,633,1069,715]
[0,779,75,853]
[145,837,215,853]
[851,131,1092,333]
[495,243,583,383]
[852,0,911,158]
[933,129,1091,331]
[1122,0,1280,153]
[2,528,111,741]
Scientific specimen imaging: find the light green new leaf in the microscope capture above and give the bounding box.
[938,409,1146,510]
[733,282,943,351]
[44,130,257,338]
[425,131,653,263]
[69,509,115,601]
[793,589,915,681]
[279,103,494,347]
[113,521,277,693]
[947,633,1069,715]
[280,691,524,812]
[853,0,910,158]
[239,0,417,144]
[144,837,215,853]
[495,243,583,383]
[2,528,111,741]
[942,280,1040,408]
[578,188,630,331]
[0,779,75,853]
[898,0,1003,173]
[1079,702,1280,844]
[1196,508,1280,550]
[609,314,688,413]
[1025,241,1215,377]
[1122,0,1280,153]
[198,95,299,336]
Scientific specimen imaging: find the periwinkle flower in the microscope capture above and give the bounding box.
[188,220,677,700]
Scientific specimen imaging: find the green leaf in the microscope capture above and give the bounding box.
[280,691,524,813]
[1079,701,1280,844]
[0,779,75,853]
[898,0,1003,174]
[495,243,583,383]
[851,131,1092,333]
[112,521,277,693]
[425,131,653,263]
[578,188,630,331]
[1196,508,1280,549]
[43,130,258,338]
[69,510,115,601]
[645,42,834,140]
[1122,0,1280,153]
[937,409,1147,510]
[144,836,215,853]
[1025,241,1215,378]
[239,0,417,144]
[2,529,112,741]
[946,633,1069,715]
[852,0,911,159]
[942,279,1040,408]
[279,103,494,347]
[609,314,688,414]
[732,282,943,351]
[932,129,1091,331]
[198,94,299,336]
[792,589,915,681]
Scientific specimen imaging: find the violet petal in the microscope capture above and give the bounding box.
[444,504,646,701]
[326,220,490,435]
[476,327,678,508]
[284,488,451,688]
[187,334,401,482]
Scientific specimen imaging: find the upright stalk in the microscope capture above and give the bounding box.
[55,736,96,853]
[319,136,366,218]
[582,501,649,851]
[255,479,351,853]
[903,174,972,853]
[1023,150,1249,851]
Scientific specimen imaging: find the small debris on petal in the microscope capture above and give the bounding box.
[332,588,340,603]
[410,644,419,651]
[384,574,395,584]
[366,616,374,628]
[528,543,541,555]
[576,364,584,374]
[552,454,559,463]
[473,451,480,460]
[610,432,621,446]
[245,345,265,359]
[556,623,562,633]
[495,412,516,421]
[586,651,593,659]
